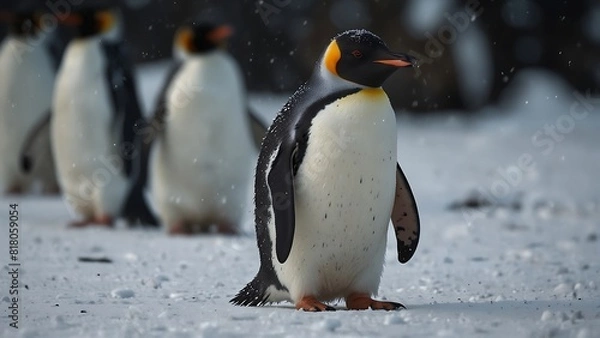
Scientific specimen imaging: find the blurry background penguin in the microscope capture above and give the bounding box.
[148,20,266,235]
[49,1,157,227]
[0,1,66,195]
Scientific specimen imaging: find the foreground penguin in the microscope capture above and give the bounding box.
[0,4,60,194]
[149,22,266,234]
[50,3,157,227]
[231,29,420,311]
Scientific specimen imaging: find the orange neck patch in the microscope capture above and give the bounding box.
[176,27,195,52]
[323,40,341,76]
[361,87,385,97]
[96,11,114,33]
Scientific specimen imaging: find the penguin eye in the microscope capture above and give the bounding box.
[351,49,363,58]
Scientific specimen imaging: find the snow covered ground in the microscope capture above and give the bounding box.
[1,66,599,337]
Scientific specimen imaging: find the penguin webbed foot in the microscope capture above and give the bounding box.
[214,222,239,235]
[168,221,193,235]
[5,185,24,195]
[69,215,114,228]
[346,293,405,311]
[295,296,336,312]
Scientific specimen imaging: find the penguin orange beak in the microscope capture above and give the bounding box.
[374,53,417,68]
[207,25,233,44]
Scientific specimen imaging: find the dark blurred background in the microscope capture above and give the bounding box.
[2,0,599,112]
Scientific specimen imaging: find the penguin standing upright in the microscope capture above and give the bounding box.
[149,22,265,234]
[0,3,60,194]
[231,29,420,311]
[51,3,156,227]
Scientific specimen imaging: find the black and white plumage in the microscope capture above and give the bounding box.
[50,4,156,226]
[232,29,419,311]
[0,4,61,194]
[148,22,266,234]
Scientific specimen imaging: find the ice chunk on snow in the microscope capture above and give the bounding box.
[540,310,554,321]
[111,288,135,299]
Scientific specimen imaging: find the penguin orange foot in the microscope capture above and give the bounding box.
[94,215,114,227]
[6,185,23,195]
[69,217,113,228]
[215,222,238,235]
[346,293,405,311]
[69,219,92,228]
[168,221,193,235]
[295,296,336,312]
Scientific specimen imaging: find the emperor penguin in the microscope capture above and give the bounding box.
[149,22,266,235]
[0,4,60,194]
[231,29,420,311]
[51,3,157,227]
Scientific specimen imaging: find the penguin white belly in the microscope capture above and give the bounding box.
[274,89,397,302]
[51,40,128,218]
[0,37,55,191]
[151,56,254,227]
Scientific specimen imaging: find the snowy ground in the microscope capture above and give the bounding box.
[1,66,599,337]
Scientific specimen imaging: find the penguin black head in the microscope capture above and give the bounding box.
[322,29,416,88]
[60,4,119,39]
[0,3,38,37]
[174,22,233,55]
[5,12,37,36]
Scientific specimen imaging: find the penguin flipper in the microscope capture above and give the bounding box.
[391,163,420,263]
[247,105,268,149]
[267,143,297,264]
[147,62,183,142]
[102,41,144,178]
[102,42,157,226]
[19,110,52,173]
[119,49,145,179]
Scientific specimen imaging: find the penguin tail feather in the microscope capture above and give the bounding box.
[230,275,272,307]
